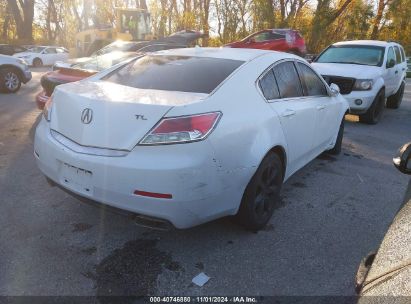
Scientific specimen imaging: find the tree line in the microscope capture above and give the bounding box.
[0,0,410,53]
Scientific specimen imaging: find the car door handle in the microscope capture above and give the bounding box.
[281,109,296,117]
[316,105,326,110]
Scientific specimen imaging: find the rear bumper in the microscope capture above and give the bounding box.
[34,119,247,228]
[22,70,32,84]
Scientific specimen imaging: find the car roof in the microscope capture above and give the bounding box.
[333,40,401,47]
[152,47,294,62]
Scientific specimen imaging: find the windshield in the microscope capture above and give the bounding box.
[103,55,244,94]
[95,41,139,56]
[72,52,136,72]
[316,45,385,66]
[29,46,46,53]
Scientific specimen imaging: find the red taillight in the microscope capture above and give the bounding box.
[134,190,172,199]
[140,112,221,145]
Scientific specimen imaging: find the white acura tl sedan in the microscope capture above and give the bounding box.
[34,48,349,230]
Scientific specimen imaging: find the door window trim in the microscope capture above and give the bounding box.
[256,58,332,103]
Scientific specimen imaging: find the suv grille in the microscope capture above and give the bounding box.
[322,75,355,95]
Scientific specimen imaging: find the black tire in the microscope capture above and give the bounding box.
[386,81,405,109]
[359,89,385,124]
[236,153,283,231]
[0,68,22,93]
[33,58,43,67]
[328,118,344,155]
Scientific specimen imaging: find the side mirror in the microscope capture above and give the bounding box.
[248,38,255,43]
[329,83,340,96]
[386,58,396,68]
[393,142,411,174]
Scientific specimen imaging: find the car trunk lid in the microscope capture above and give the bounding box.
[50,80,207,151]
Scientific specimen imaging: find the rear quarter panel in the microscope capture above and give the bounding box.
[167,54,289,208]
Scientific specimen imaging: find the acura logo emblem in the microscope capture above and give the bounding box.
[81,108,93,124]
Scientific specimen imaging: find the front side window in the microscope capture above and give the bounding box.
[103,55,244,94]
[316,45,385,67]
[387,47,396,67]
[296,62,328,96]
[251,32,270,42]
[272,61,303,98]
[259,70,280,100]
[45,48,57,54]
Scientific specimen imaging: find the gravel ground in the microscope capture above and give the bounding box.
[0,68,410,297]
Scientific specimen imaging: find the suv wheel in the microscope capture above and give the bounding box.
[0,68,22,93]
[386,81,405,109]
[359,89,385,124]
[236,152,283,231]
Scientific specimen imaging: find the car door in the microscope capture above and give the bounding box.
[56,48,69,62]
[383,46,397,96]
[295,62,341,152]
[261,61,319,174]
[43,47,59,65]
[394,46,405,86]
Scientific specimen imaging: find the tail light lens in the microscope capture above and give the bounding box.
[140,112,222,145]
[43,96,53,122]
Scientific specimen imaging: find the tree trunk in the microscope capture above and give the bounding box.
[370,0,386,39]
[8,0,35,43]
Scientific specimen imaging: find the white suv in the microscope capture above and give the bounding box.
[312,40,407,124]
[0,54,32,93]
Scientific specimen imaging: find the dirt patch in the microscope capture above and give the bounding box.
[72,223,93,233]
[291,182,307,188]
[317,154,337,162]
[81,246,97,255]
[94,239,181,300]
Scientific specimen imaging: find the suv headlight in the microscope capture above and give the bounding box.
[353,79,373,91]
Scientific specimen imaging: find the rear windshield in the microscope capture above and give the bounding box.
[315,45,385,66]
[103,55,244,94]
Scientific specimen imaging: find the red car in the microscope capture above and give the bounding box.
[225,29,306,56]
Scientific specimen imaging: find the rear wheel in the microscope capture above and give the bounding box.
[0,68,21,93]
[327,118,344,155]
[359,89,385,124]
[386,82,405,109]
[236,153,283,231]
[33,58,43,67]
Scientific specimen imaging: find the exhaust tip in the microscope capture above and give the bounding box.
[132,214,174,231]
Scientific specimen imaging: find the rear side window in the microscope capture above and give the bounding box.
[394,46,402,64]
[296,62,328,96]
[400,47,406,62]
[272,61,303,98]
[387,47,396,66]
[103,55,244,94]
[259,70,280,100]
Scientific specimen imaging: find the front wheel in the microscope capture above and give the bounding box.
[359,89,385,124]
[0,68,22,93]
[386,82,405,109]
[33,58,43,67]
[236,153,283,231]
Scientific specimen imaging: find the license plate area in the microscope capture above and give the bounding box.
[59,162,93,195]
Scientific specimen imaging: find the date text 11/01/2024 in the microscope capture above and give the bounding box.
[149,296,258,303]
